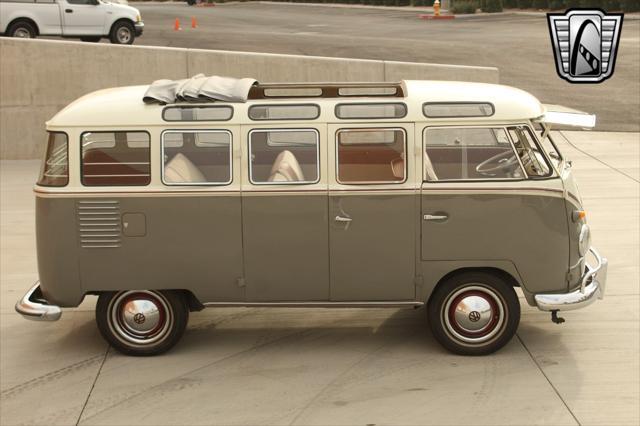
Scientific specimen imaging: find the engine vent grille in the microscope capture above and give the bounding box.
[77,200,122,248]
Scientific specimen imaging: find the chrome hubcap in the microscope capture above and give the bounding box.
[122,299,162,334]
[443,285,505,345]
[14,28,31,38]
[117,28,131,43]
[108,291,173,346]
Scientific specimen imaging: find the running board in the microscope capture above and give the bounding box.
[202,301,424,308]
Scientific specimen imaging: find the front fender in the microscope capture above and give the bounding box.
[103,3,139,32]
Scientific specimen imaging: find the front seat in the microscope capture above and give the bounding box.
[268,150,305,182]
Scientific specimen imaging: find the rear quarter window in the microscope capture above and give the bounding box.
[37,132,69,187]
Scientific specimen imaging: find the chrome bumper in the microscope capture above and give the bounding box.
[535,247,607,311]
[15,282,62,321]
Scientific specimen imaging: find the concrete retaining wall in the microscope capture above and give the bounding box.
[0,38,499,159]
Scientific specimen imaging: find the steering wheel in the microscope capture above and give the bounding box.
[475,151,519,176]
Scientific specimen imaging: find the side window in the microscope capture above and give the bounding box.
[37,132,68,187]
[248,104,319,121]
[67,0,94,4]
[81,131,150,186]
[337,128,406,184]
[424,127,523,181]
[162,131,232,185]
[507,126,552,177]
[335,103,406,119]
[249,129,319,184]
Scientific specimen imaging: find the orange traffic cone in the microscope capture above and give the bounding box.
[191,17,197,29]
[174,18,182,31]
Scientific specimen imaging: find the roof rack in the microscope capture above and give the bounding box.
[247,82,405,99]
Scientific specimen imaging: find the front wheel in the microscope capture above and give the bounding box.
[109,21,135,45]
[96,290,188,356]
[427,271,520,356]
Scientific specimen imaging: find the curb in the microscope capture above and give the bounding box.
[419,14,455,20]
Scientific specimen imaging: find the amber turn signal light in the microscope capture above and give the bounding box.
[572,210,586,222]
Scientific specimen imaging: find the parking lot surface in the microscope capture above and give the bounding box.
[123,2,640,132]
[0,131,638,425]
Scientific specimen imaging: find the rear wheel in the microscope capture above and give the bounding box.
[427,271,520,355]
[7,21,37,38]
[109,20,135,45]
[96,290,188,356]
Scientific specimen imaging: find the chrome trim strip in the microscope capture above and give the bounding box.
[35,189,243,198]
[203,301,424,308]
[15,282,62,321]
[535,247,607,312]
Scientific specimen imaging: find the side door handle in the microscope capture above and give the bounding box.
[423,214,448,221]
[65,8,73,13]
[335,215,352,223]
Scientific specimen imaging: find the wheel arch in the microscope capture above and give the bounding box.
[421,261,530,305]
[89,289,204,312]
[434,267,521,292]
[6,17,40,36]
[109,18,135,35]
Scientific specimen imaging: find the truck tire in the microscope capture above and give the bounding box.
[96,290,189,356]
[7,20,37,38]
[427,271,520,356]
[109,20,135,45]
[80,36,101,43]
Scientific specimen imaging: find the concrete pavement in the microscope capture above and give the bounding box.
[0,131,638,425]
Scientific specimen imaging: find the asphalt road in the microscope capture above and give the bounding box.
[1,131,638,425]
[126,2,640,131]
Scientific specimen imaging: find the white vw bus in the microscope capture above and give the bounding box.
[16,78,607,356]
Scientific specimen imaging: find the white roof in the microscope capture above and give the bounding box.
[47,80,545,128]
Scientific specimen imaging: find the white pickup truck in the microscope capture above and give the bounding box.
[0,0,144,44]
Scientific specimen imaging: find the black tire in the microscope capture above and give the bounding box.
[80,36,101,43]
[109,20,135,45]
[96,290,189,356]
[427,271,520,356]
[7,20,37,38]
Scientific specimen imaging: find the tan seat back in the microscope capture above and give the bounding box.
[268,150,305,182]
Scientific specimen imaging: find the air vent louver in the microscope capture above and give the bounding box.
[77,200,122,248]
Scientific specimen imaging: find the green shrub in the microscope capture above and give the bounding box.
[548,0,564,8]
[563,0,581,7]
[517,0,532,7]
[531,0,548,8]
[579,0,604,7]
[602,0,620,10]
[451,0,478,12]
[502,0,518,6]
[481,0,503,11]
[620,0,640,11]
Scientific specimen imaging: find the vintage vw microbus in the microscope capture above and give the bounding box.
[16,78,608,356]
